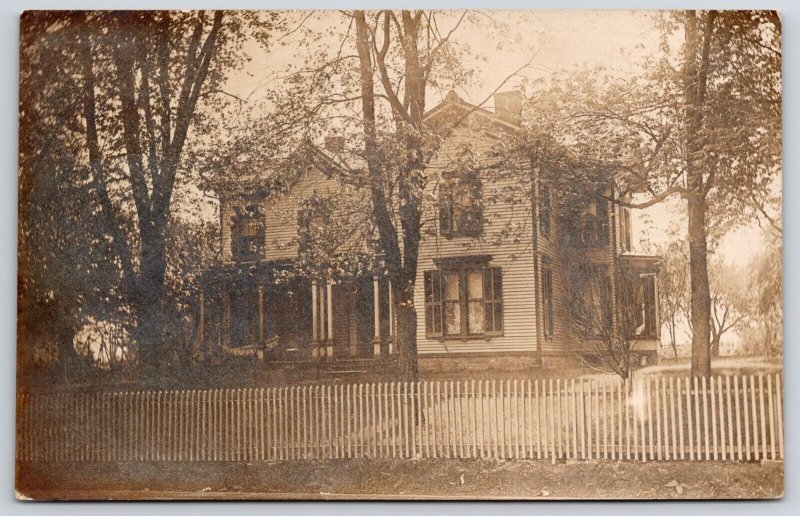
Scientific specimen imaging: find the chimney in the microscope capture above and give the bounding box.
[494,90,522,125]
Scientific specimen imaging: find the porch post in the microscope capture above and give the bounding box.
[198,289,205,349]
[326,281,334,359]
[388,279,394,354]
[653,274,660,336]
[319,282,326,357]
[373,275,381,356]
[222,288,231,348]
[257,285,265,360]
[312,280,319,358]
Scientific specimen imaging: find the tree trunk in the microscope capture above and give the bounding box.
[710,332,721,357]
[394,279,419,380]
[669,317,678,358]
[134,221,169,377]
[354,10,422,381]
[684,10,715,377]
[687,193,712,375]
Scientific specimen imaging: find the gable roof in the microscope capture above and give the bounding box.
[215,141,347,200]
[423,90,522,134]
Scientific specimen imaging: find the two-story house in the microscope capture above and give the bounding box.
[194,90,662,373]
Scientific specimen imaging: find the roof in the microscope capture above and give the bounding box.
[618,253,663,272]
[215,141,347,200]
[423,90,522,134]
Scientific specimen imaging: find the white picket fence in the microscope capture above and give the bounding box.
[16,373,783,463]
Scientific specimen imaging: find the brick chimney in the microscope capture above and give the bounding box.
[494,90,522,125]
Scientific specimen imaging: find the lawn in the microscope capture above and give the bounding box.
[17,458,783,500]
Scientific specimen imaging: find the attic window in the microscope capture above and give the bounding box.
[231,203,264,262]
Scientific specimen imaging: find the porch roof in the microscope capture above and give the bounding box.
[618,253,662,273]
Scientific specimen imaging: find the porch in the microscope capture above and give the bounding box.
[195,263,398,364]
[618,253,662,364]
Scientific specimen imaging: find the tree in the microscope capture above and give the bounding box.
[658,239,690,358]
[19,11,281,379]
[747,235,782,356]
[522,11,781,376]
[19,12,127,385]
[707,258,749,356]
[565,261,642,380]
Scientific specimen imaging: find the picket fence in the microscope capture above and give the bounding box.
[16,373,783,463]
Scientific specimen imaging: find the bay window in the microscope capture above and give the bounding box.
[623,273,658,339]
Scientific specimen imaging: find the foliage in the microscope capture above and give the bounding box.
[18,11,281,381]
[519,11,781,376]
[657,237,690,358]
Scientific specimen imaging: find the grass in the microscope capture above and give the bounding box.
[17,458,783,500]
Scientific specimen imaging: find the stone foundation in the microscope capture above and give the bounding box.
[418,354,542,375]
[419,350,658,376]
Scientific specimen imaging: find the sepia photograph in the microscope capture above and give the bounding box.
[16,8,782,500]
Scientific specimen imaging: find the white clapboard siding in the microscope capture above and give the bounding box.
[221,167,348,263]
[415,123,538,356]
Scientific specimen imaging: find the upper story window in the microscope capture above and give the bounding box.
[439,173,483,238]
[578,196,610,248]
[231,203,265,262]
[424,262,502,339]
[297,195,335,253]
[620,206,632,252]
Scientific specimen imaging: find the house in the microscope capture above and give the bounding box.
[195,90,662,374]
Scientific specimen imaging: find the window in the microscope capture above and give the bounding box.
[297,196,334,253]
[623,273,658,339]
[440,174,483,238]
[231,203,264,262]
[620,207,632,252]
[578,196,610,248]
[539,181,551,237]
[423,266,503,338]
[542,263,554,339]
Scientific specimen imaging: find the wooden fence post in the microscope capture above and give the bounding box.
[775,374,784,460]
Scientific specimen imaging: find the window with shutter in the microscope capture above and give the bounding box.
[424,265,503,339]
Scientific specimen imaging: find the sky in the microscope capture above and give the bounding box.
[217,9,777,267]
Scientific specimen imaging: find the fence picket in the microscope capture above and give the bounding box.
[767,374,775,460]
[725,376,733,461]
[749,375,759,460]
[586,380,593,460]
[758,374,767,460]
[716,378,724,461]
[571,379,578,460]
[692,376,701,461]
[710,376,718,460]
[776,374,784,460]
